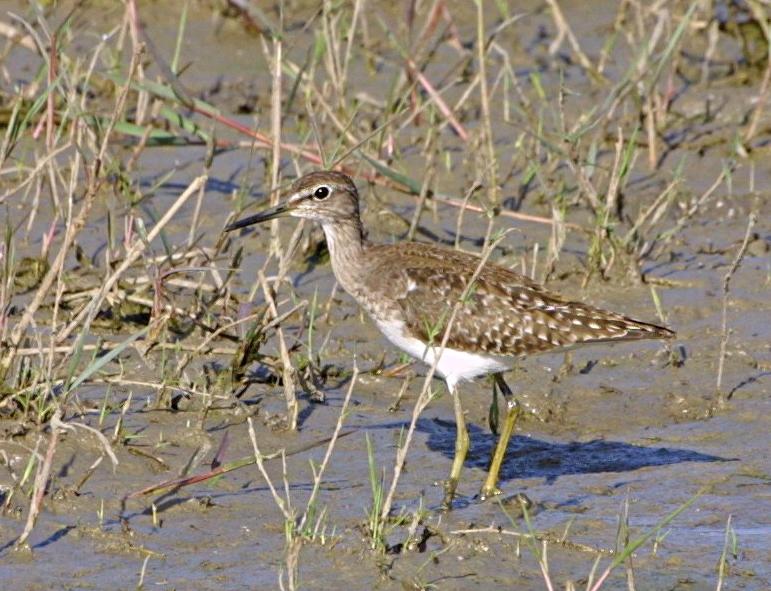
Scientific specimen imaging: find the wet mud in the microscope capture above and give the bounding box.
[1,1,770,590]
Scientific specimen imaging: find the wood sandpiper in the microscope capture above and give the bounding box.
[226,170,675,508]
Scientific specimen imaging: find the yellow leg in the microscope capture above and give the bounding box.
[442,383,469,510]
[481,374,520,500]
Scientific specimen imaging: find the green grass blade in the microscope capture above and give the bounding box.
[67,326,150,394]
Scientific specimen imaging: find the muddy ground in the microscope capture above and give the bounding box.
[1,1,770,590]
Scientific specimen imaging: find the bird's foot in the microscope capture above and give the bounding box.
[481,491,536,516]
[308,389,326,403]
[479,484,503,501]
[440,478,460,511]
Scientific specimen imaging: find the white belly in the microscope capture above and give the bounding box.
[375,319,510,391]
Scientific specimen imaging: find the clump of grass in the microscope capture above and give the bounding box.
[365,432,386,552]
[488,488,707,590]
[716,514,739,591]
[244,365,357,590]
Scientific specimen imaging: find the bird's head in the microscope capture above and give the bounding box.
[225,170,360,231]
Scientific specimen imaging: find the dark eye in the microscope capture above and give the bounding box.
[313,186,330,200]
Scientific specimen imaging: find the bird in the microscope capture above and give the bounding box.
[225,170,675,508]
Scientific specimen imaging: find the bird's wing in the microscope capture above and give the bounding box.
[364,243,672,357]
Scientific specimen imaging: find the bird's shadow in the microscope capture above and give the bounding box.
[420,418,731,485]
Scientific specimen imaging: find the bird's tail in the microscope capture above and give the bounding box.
[558,302,675,344]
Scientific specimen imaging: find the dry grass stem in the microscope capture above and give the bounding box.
[259,270,299,429]
[716,212,757,401]
[15,408,63,548]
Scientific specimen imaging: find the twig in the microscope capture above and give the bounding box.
[405,57,469,142]
[474,0,500,205]
[716,212,757,403]
[653,166,730,258]
[743,56,771,145]
[259,271,299,430]
[14,341,239,358]
[450,526,613,555]
[297,363,358,531]
[435,193,582,229]
[53,413,119,467]
[247,418,292,521]
[16,408,63,547]
[544,0,598,76]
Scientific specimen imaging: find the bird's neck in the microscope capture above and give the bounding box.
[321,218,369,296]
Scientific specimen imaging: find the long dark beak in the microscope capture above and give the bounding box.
[225,202,292,232]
